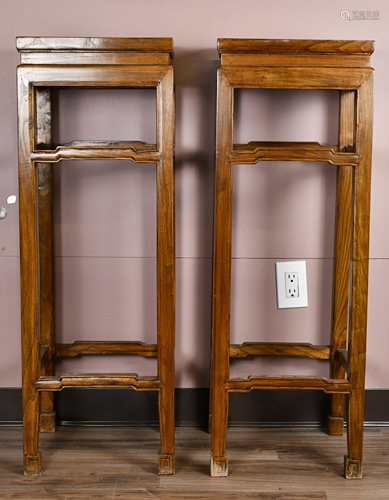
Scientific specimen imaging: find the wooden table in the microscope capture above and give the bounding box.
[16,37,175,476]
[209,38,374,479]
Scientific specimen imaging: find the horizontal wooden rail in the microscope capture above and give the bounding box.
[56,341,158,357]
[229,147,359,166]
[226,376,352,394]
[31,141,161,163]
[21,52,171,66]
[234,141,340,151]
[36,374,160,391]
[221,54,371,68]
[47,140,158,150]
[230,342,330,359]
[19,64,172,89]
[221,65,372,90]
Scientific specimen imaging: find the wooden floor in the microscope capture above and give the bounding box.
[0,426,388,499]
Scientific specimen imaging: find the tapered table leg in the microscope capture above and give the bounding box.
[18,71,42,475]
[345,72,373,479]
[210,68,233,477]
[157,68,175,475]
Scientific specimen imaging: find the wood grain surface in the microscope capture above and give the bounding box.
[328,92,355,437]
[36,86,56,434]
[56,341,158,357]
[218,39,375,55]
[230,342,330,359]
[16,37,174,53]
[220,66,372,90]
[20,52,171,65]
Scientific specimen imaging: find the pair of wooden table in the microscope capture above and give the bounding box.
[16,37,374,479]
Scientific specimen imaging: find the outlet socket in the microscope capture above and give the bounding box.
[276,261,308,309]
[285,272,299,298]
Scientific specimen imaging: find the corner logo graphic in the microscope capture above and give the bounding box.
[341,10,379,21]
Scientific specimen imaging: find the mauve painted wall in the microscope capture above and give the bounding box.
[0,0,388,388]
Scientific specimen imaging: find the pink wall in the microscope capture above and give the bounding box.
[0,0,388,388]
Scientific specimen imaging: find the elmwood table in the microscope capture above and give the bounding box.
[17,36,175,476]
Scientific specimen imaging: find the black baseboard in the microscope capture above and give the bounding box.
[0,389,22,425]
[1,388,389,427]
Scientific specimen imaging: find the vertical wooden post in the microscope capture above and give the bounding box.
[36,87,56,433]
[18,68,42,476]
[345,72,374,479]
[328,91,354,436]
[156,67,176,475]
[210,69,234,477]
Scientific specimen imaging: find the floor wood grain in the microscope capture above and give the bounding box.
[0,426,388,499]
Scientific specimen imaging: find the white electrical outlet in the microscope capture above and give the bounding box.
[276,261,308,309]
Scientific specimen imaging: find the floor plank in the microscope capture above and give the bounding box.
[0,426,388,499]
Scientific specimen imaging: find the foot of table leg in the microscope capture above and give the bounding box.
[158,453,175,475]
[23,452,42,476]
[344,456,362,479]
[211,455,228,477]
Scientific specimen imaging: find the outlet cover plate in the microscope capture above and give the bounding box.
[276,260,308,309]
